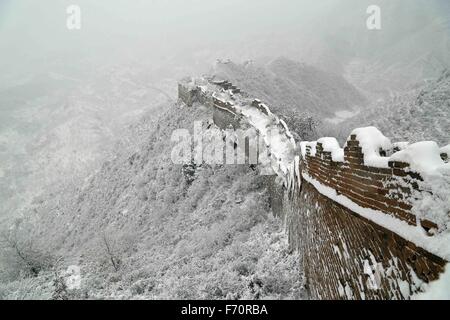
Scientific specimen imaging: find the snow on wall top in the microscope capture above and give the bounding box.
[317,137,344,162]
[348,127,392,168]
[179,76,449,238]
[179,76,449,296]
[390,141,446,174]
[179,76,298,187]
[302,127,449,182]
[302,128,450,251]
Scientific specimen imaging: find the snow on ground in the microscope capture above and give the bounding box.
[0,102,306,300]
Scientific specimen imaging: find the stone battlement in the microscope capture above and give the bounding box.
[178,77,450,299]
[300,129,450,234]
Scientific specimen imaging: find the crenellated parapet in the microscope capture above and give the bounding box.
[178,76,450,299]
[178,77,297,184]
[299,128,450,299]
[300,128,450,235]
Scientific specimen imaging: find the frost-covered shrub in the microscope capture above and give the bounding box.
[0,223,55,281]
[0,274,53,300]
[279,111,319,141]
[1,103,306,300]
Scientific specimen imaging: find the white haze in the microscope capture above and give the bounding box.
[0,0,449,217]
[0,0,449,300]
[1,0,448,86]
[0,0,334,78]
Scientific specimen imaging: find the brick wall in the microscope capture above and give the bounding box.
[293,181,446,299]
[297,134,449,299]
[178,78,449,299]
[302,136,437,232]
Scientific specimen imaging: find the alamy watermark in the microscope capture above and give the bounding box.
[367,5,381,30]
[171,121,278,173]
[66,5,81,30]
[65,5,380,31]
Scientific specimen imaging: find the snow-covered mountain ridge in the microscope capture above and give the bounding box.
[344,69,450,146]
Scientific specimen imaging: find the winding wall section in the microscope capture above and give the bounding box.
[178,77,450,300]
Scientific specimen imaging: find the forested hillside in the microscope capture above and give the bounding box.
[0,102,305,300]
[344,69,450,145]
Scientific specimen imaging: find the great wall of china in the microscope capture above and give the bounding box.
[178,77,450,300]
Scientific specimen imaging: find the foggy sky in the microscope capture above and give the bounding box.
[0,0,449,82]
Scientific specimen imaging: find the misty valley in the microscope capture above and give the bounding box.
[0,0,449,304]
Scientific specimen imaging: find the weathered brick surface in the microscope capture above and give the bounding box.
[289,181,446,300]
[303,141,437,230]
[179,78,448,300]
[297,137,449,299]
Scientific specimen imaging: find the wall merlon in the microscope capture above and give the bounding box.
[301,128,449,235]
[178,77,449,299]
